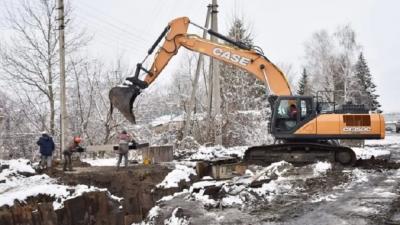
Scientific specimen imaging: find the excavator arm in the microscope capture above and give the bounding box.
[109,17,291,123]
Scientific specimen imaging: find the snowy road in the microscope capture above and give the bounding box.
[282,169,400,225]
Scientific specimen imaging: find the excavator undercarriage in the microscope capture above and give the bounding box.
[244,142,357,166]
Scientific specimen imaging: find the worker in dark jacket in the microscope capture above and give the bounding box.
[117,130,132,169]
[63,136,82,171]
[36,131,55,168]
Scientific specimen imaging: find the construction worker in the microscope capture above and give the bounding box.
[289,104,298,119]
[36,131,55,169]
[63,136,82,171]
[117,130,131,169]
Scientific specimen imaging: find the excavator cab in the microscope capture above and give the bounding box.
[270,96,315,137]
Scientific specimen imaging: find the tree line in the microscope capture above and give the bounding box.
[297,26,380,111]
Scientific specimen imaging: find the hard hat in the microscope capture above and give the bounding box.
[74,136,82,143]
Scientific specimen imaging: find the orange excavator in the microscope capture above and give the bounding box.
[109,17,385,166]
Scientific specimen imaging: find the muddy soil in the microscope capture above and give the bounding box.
[46,164,182,224]
[0,191,121,225]
[355,158,400,170]
[0,162,180,225]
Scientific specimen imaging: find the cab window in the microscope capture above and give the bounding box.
[275,99,298,131]
[300,99,313,121]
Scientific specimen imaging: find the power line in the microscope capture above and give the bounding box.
[75,14,148,53]
[89,35,140,54]
[144,0,171,34]
[78,1,153,37]
[75,2,150,42]
[78,19,147,52]
[75,8,148,45]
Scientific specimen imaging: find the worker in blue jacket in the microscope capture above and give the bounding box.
[36,131,55,169]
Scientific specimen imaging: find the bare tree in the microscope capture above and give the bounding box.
[303,25,361,105]
[0,91,39,159]
[0,0,89,136]
[67,56,132,145]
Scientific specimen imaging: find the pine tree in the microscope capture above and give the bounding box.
[297,68,311,95]
[354,52,381,111]
[219,18,270,146]
[220,18,267,112]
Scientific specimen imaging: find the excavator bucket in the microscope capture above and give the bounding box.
[109,76,148,123]
[109,85,141,123]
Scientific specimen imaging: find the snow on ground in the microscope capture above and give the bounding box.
[0,159,121,209]
[81,157,118,166]
[351,133,400,160]
[313,161,332,175]
[185,161,330,208]
[353,147,391,159]
[0,159,36,174]
[138,160,344,225]
[365,133,400,146]
[157,164,196,189]
[188,145,248,161]
[164,208,190,225]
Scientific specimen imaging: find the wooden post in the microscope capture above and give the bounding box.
[58,0,68,159]
[183,5,212,138]
[209,0,222,145]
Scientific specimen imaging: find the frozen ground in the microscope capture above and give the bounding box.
[1,134,400,224]
[364,132,400,162]
[0,159,121,209]
[139,133,400,225]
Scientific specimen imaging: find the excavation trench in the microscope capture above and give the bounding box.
[0,164,191,225]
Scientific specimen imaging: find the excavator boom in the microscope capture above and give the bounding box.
[109,17,291,122]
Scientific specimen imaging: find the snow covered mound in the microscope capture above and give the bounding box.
[0,159,35,174]
[164,207,190,225]
[176,136,200,150]
[0,159,120,209]
[174,136,201,159]
[313,161,332,175]
[353,147,391,160]
[188,145,248,161]
[157,165,196,189]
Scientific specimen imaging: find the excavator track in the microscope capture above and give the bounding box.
[244,142,357,166]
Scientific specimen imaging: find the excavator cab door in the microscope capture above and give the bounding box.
[271,96,315,137]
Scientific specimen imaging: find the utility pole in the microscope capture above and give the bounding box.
[183,5,212,138]
[58,0,67,160]
[209,0,222,145]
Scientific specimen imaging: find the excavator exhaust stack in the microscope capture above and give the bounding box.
[109,76,148,123]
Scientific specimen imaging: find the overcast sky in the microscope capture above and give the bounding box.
[2,0,400,112]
